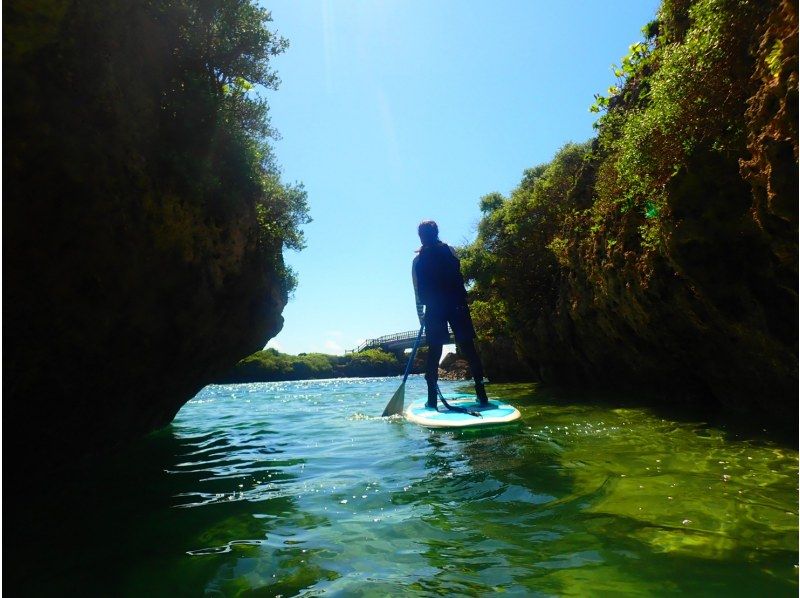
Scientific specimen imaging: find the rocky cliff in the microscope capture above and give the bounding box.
[462,0,797,432]
[3,1,305,471]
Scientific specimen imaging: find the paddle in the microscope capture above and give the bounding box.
[381,325,425,417]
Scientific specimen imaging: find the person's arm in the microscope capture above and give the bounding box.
[412,256,424,325]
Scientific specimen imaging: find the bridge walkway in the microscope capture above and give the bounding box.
[346,327,455,354]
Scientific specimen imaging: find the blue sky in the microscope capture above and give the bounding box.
[262,0,660,355]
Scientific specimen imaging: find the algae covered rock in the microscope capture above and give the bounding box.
[462,0,798,431]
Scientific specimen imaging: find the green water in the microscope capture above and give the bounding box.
[10,378,798,596]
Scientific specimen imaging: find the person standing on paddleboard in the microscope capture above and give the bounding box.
[412,220,489,409]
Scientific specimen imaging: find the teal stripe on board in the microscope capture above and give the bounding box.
[405,394,521,427]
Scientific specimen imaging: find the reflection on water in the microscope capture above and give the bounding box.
[7,376,798,596]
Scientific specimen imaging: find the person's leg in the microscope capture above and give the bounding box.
[448,303,490,406]
[425,341,443,408]
[458,338,484,381]
[424,307,448,409]
[458,338,489,405]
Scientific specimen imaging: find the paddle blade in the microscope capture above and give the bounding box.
[381,382,406,417]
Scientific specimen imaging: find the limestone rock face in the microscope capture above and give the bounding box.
[740,0,798,293]
[3,1,290,471]
[438,353,471,380]
[475,335,540,383]
[466,0,797,432]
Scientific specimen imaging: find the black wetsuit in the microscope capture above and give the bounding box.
[412,242,485,403]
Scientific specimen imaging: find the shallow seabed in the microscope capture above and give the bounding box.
[12,377,799,596]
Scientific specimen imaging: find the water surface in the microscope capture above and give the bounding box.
[12,377,798,596]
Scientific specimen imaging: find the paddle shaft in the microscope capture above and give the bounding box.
[379,325,425,417]
[400,325,425,384]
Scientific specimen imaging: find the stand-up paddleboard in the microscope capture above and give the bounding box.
[405,393,521,429]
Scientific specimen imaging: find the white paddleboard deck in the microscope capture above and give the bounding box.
[405,394,521,428]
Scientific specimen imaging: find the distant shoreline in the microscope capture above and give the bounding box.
[214,348,471,384]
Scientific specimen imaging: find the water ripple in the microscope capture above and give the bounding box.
[82,377,796,596]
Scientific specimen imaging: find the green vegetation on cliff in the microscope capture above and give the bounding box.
[217,348,404,382]
[461,0,797,426]
[4,0,309,465]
